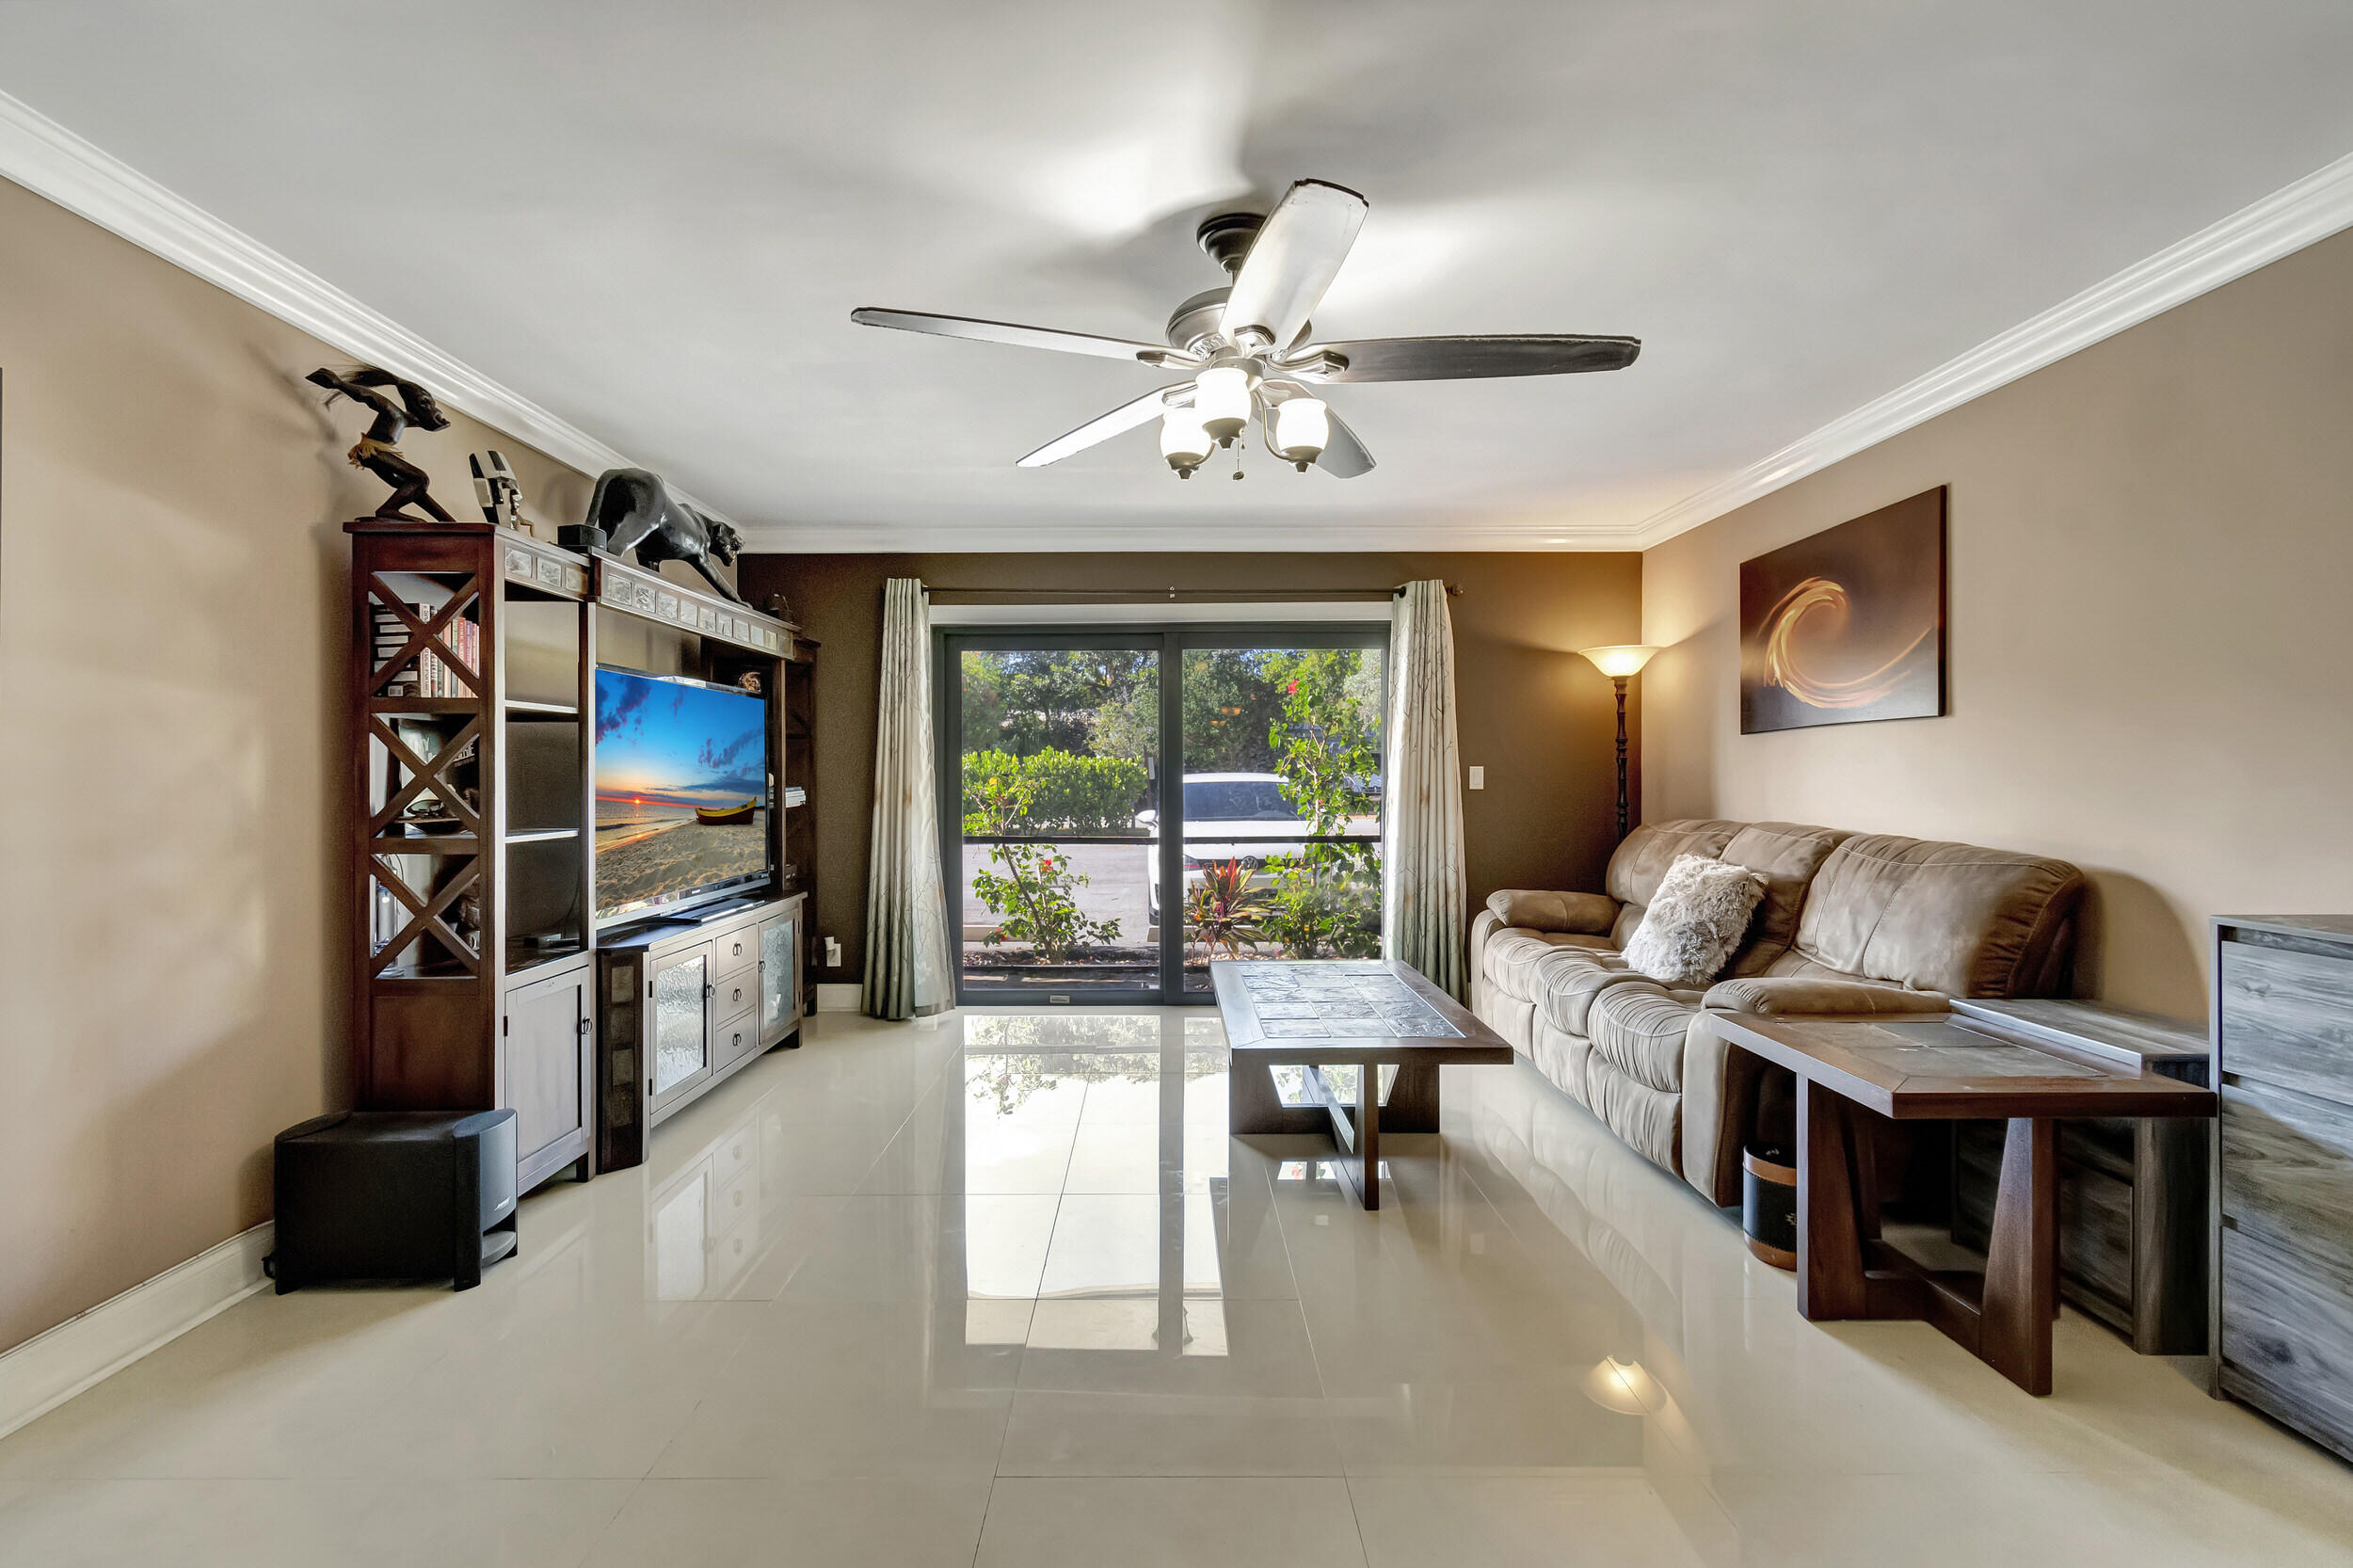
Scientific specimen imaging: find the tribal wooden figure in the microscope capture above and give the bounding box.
[309,365,456,522]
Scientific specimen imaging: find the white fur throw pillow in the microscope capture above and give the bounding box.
[1620,854,1767,986]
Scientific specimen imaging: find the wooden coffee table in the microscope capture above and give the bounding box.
[1212,958,1513,1209]
[1712,1010,2216,1394]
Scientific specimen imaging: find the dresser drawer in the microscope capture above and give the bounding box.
[712,921,760,979]
[714,1009,761,1072]
[2219,941,2353,1102]
[2221,1079,2353,1268]
[712,967,760,1025]
[2219,1224,2353,1461]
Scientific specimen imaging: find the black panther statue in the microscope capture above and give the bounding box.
[584,468,746,604]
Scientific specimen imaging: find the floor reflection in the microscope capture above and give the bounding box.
[6,1005,2349,1567]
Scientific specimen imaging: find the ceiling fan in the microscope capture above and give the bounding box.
[852,178,1640,479]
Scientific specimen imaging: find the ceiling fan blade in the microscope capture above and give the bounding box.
[1220,180,1368,351]
[1016,383,1193,469]
[1294,334,1641,383]
[1314,402,1375,478]
[852,308,1193,366]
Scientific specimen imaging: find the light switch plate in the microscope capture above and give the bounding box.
[1467,765,1485,790]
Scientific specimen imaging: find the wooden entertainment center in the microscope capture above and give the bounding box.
[344,519,814,1192]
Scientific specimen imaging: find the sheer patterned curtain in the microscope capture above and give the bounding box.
[863,578,954,1019]
[1382,580,1467,999]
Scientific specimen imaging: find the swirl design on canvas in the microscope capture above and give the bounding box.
[1757,576,1934,710]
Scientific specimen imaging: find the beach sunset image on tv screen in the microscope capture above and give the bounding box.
[594,667,769,921]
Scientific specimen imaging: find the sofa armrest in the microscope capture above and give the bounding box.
[1701,976,1948,1016]
[1484,888,1619,935]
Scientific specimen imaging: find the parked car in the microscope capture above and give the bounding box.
[1137,773,1376,925]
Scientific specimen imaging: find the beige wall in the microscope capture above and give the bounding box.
[1641,226,2353,1021]
[0,177,602,1351]
[738,552,1644,988]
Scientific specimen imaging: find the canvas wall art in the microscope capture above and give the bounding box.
[1739,487,1946,733]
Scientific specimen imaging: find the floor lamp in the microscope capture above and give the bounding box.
[1577,645,1659,838]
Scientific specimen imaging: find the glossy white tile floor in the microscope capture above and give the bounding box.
[4,1008,2351,1566]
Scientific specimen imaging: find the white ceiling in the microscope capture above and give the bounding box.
[4,2,2352,552]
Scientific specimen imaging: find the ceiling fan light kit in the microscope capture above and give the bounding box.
[1160,408,1211,477]
[852,178,1641,481]
[1272,395,1330,471]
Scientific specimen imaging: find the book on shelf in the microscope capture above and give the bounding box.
[371,603,479,698]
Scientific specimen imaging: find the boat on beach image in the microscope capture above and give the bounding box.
[694,798,759,825]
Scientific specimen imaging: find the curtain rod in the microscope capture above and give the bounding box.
[922,584,1461,601]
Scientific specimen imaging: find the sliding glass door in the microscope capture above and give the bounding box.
[939,625,1386,1005]
[1172,636,1385,995]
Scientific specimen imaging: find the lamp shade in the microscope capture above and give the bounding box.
[1193,365,1254,443]
[1577,644,1660,680]
[1160,408,1210,473]
[1272,395,1329,467]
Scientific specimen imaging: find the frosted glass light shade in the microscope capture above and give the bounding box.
[1160,408,1210,473]
[1272,396,1329,466]
[1193,365,1254,442]
[1577,644,1660,680]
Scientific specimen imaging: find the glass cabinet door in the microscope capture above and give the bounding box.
[650,946,712,1103]
[760,913,799,1047]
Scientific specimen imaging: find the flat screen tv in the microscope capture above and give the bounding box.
[593,666,771,925]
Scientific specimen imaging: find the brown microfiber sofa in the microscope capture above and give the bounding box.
[1468,820,2086,1208]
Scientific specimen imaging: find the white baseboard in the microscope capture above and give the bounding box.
[0,1223,274,1441]
[814,984,861,1013]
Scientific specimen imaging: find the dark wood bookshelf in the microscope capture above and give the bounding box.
[345,519,814,1194]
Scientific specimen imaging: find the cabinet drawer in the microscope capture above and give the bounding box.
[714,1010,761,1071]
[2219,1224,2353,1460]
[2221,1079,2353,1268]
[713,922,760,979]
[713,967,760,1024]
[2219,941,2353,1102]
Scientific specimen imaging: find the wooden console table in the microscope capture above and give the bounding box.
[1713,1011,2216,1394]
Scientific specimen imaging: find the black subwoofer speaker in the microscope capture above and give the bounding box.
[271,1110,520,1291]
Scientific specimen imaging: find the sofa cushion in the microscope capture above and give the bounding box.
[1585,1053,1683,1174]
[1621,854,1769,985]
[1587,981,1701,1096]
[1482,928,1615,1004]
[1715,822,1851,976]
[1484,888,1619,935]
[1794,834,2087,997]
[1603,820,1742,945]
[1528,946,1642,1036]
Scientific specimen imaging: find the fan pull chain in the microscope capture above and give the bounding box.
[1232,442,1244,481]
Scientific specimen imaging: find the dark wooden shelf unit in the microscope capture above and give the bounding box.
[346,523,811,1197]
[345,520,598,1193]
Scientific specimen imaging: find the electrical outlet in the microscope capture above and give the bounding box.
[1467,765,1485,790]
[824,936,842,968]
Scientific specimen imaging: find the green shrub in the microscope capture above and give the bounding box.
[963,747,1147,834]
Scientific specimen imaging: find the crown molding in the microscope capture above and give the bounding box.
[11,81,2345,555]
[738,518,1638,553]
[1628,148,2353,550]
[0,88,734,524]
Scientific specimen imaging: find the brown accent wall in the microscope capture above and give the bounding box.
[736,553,1644,988]
[0,176,609,1351]
[1641,226,2353,1021]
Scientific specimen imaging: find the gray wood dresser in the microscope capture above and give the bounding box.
[2211,915,2353,1464]
[1948,998,2210,1354]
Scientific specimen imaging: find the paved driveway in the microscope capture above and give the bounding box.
[960,840,1155,941]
